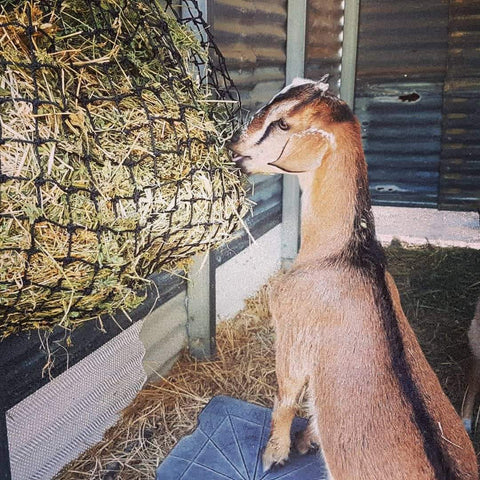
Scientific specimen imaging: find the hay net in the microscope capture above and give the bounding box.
[0,0,247,338]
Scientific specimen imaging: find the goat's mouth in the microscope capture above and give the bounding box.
[231,155,250,163]
[231,155,252,174]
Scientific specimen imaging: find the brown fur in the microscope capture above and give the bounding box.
[230,79,478,480]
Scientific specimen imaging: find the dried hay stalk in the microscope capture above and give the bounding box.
[0,0,249,336]
[56,285,275,480]
[55,245,480,479]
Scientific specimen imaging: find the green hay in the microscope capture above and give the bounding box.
[0,1,250,337]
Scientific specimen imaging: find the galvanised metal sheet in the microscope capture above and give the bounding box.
[356,0,450,82]
[355,0,450,207]
[356,82,444,207]
[208,0,287,249]
[304,0,343,92]
[210,0,287,111]
[439,0,480,211]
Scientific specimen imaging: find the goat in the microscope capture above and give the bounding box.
[462,297,480,433]
[229,78,478,480]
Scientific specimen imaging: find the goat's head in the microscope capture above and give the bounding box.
[229,78,354,175]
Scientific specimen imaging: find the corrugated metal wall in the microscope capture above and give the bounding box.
[355,0,480,210]
[439,0,480,210]
[209,0,288,239]
[355,0,450,207]
[210,0,287,111]
[304,0,343,92]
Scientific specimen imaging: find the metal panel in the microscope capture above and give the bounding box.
[355,0,450,207]
[282,0,307,268]
[305,0,343,91]
[214,175,282,265]
[340,0,360,108]
[7,321,146,480]
[439,0,480,211]
[210,0,287,111]
[209,0,286,265]
[356,82,444,207]
[356,0,449,82]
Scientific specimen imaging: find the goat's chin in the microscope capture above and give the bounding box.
[234,157,279,176]
[236,160,252,175]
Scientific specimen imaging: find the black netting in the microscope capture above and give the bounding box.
[0,0,247,338]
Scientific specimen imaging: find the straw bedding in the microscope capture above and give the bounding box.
[57,283,276,479]
[56,243,480,479]
[0,0,248,337]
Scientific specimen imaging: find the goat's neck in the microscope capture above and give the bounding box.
[295,140,369,265]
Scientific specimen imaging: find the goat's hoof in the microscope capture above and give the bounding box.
[294,430,318,455]
[262,438,290,472]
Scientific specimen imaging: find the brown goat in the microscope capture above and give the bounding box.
[462,297,480,433]
[229,78,478,480]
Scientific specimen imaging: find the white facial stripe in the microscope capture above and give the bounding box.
[251,100,298,143]
[264,78,314,110]
[265,77,329,109]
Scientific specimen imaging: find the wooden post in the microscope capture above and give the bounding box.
[186,252,216,359]
[183,0,217,360]
[281,0,307,269]
[340,0,361,109]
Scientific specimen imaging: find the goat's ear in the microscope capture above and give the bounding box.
[315,74,330,93]
[291,77,308,86]
[269,129,334,173]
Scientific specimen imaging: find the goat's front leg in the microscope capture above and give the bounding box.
[295,418,320,454]
[262,375,305,471]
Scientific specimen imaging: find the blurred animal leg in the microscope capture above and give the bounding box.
[262,376,304,471]
[295,418,320,454]
[463,355,480,432]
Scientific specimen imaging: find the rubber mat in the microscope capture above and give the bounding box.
[156,395,327,479]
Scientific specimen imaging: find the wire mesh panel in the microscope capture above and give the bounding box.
[0,0,247,337]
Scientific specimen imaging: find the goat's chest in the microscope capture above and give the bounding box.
[268,266,375,331]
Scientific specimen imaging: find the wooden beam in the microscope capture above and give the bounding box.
[340,0,361,109]
[281,0,307,269]
[186,252,216,359]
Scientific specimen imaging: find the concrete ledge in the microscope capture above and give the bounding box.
[373,206,480,249]
[140,292,188,379]
[216,224,282,321]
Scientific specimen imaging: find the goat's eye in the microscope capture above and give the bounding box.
[277,118,289,131]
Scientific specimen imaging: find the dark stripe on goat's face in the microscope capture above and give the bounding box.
[338,171,457,479]
[255,121,276,145]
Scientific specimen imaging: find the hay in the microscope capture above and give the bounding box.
[56,283,276,480]
[0,0,249,336]
[385,242,480,415]
[55,244,480,479]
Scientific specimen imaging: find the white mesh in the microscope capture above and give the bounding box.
[6,321,146,480]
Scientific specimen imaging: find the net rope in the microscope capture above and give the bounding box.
[0,0,245,337]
